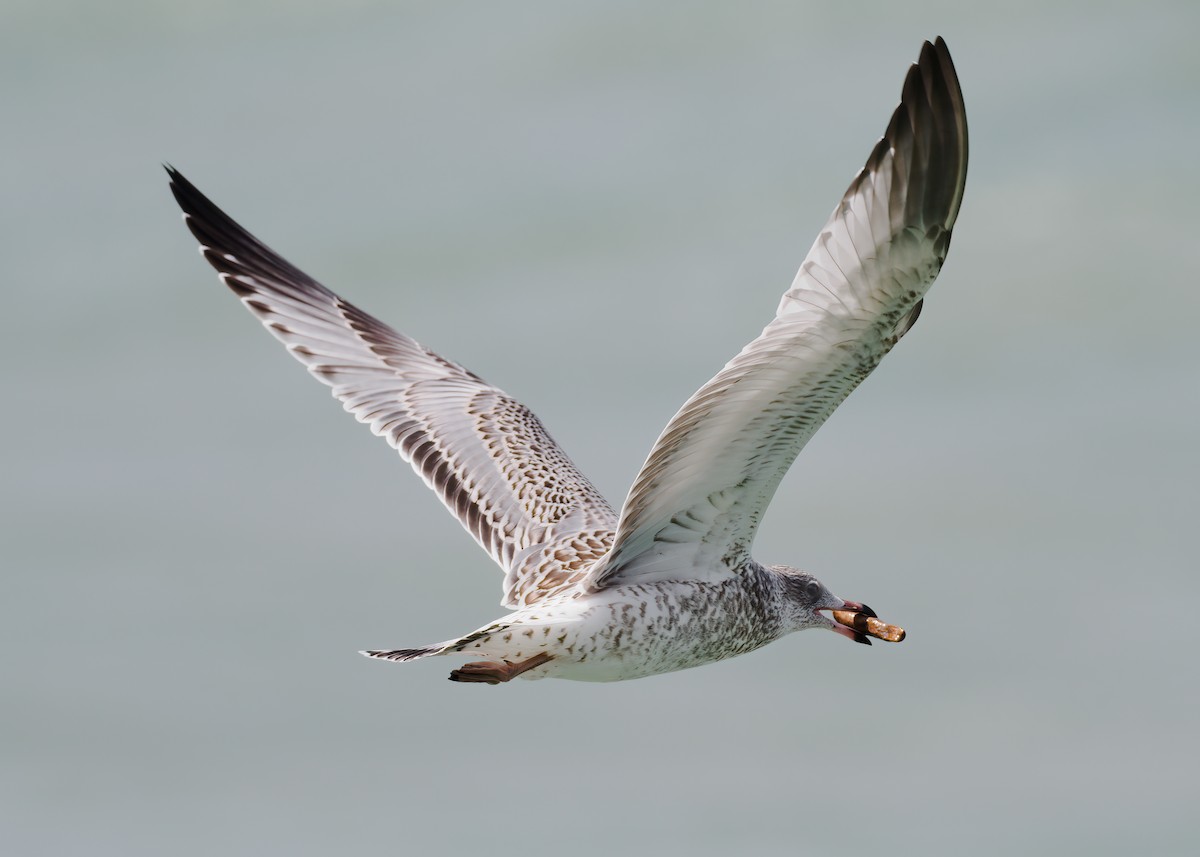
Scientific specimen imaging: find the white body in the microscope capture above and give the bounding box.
[448,572,793,682]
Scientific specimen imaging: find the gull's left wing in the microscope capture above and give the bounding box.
[588,37,967,590]
[168,168,617,608]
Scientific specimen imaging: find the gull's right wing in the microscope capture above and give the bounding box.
[589,38,968,590]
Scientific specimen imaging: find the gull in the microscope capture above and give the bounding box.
[168,37,967,684]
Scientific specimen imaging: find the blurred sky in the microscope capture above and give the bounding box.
[4,2,1198,855]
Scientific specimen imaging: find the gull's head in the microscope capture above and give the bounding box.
[772,566,902,645]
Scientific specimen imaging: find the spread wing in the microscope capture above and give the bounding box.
[168,168,617,607]
[589,37,968,590]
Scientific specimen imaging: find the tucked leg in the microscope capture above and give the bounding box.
[448,652,553,685]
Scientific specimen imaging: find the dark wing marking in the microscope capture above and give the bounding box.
[589,38,968,589]
[168,168,617,605]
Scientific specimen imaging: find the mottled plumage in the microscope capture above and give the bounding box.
[169,37,967,683]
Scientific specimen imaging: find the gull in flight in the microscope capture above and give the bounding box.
[169,37,967,684]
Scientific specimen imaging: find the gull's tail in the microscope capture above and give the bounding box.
[362,621,516,664]
[360,644,448,663]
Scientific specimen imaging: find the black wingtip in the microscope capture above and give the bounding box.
[163,163,187,190]
[875,36,968,233]
[164,165,214,220]
[165,166,332,299]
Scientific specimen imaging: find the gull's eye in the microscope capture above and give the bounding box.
[806,580,822,599]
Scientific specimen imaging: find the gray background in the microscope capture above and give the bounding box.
[5,1,1197,854]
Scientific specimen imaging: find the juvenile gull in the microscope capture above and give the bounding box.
[169,37,967,684]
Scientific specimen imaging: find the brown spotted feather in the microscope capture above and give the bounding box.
[168,168,616,606]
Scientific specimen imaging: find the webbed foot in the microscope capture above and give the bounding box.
[448,652,553,684]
